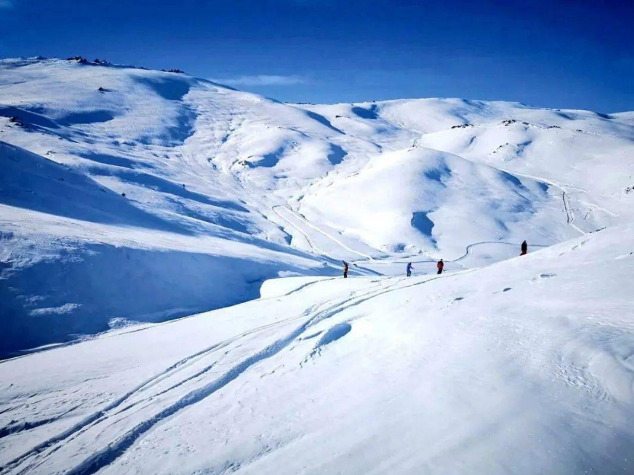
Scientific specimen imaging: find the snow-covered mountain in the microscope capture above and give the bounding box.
[1,57,633,357]
[0,59,634,475]
[1,56,634,474]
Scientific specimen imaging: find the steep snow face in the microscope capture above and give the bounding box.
[1,57,634,356]
[1,222,633,475]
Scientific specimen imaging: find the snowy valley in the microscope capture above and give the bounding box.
[1,57,634,474]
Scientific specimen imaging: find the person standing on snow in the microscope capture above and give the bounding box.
[520,240,528,256]
[343,261,349,278]
[437,259,444,275]
[407,262,413,277]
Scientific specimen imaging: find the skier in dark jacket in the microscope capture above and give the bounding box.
[343,261,349,278]
[437,259,444,275]
[520,240,528,256]
[406,262,413,277]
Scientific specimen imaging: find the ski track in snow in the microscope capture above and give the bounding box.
[505,170,587,236]
[270,205,324,257]
[271,205,375,261]
[1,272,471,475]
[353,240,550,267]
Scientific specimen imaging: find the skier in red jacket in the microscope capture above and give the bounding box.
[437,259,444,275]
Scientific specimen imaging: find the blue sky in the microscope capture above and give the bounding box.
[1,0,633,112]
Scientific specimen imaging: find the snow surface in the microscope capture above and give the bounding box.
[1,56,634,473]
[1,223,633,474]
[2,58,633,356]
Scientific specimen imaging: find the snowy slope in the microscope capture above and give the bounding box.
[1,222,633,474]
[0,58,351,356]
[2,56,634,474]
[1,57,634,357]
[0,139,336,356]
[299,146,559,258]
[302,99,634,233]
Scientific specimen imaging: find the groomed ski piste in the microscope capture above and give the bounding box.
[1,57,634,474]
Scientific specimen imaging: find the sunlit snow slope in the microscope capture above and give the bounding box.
[1,57,633,357]
[1,223,633,474]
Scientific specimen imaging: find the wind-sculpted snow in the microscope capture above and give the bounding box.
[314,322,351,348]
[1,56,634,357]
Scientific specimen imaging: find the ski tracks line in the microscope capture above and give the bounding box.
[4,273,470,475]
[495,169,587,236]
[271,205,324,256]
[1,281,381,474]
[0,299,330,474]
[352,240,550,268]
[63,273,476,475]
[22,276,443,475]
[0,338,238,474]
[272,205,375,261]
[60,281,399,475]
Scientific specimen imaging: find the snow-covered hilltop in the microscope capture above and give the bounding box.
[1,57,634,474]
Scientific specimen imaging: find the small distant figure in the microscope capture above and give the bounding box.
[98,87,105,92]
[437,259,444,275]
[406,262,413,277]
[520,240,528,256]
[343,261,349,279]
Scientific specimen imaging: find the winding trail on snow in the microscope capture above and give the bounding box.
[273,203,552,273]
[270,141,583,271]
[354,240,550,267]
